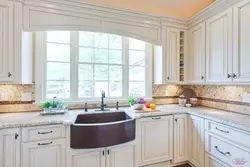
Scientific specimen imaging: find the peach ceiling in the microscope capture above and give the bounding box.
[86,0,216,18]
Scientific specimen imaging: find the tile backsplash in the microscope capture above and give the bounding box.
[0,84,250,114]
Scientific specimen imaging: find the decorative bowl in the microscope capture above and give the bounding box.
[130,103,145,110]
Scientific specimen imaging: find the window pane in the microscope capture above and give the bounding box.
[95,33,108,48]
[46,81,70,99]
[129,66,145,81]
[109,81,122,97]
[47,62,70,80]
[47,31,70,43]
[109,50,122,64]
[79,32,94,46]
[110,66,122,80]
[79,47,94,62]
[79,81,93,98]
[79,64,93,80]
[47,43,70,62]
[95,65,108,80]
[129,82,145,97]
[109,34,122,49]
[94,49,109,63]
[95,81,108,97]
[129,51,145,66]
[129,38,145,50]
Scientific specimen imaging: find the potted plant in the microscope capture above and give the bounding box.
[129,97,146,110]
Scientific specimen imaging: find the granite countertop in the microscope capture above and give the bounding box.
[0,105,250,132]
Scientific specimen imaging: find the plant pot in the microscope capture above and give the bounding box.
[130,103,144,110]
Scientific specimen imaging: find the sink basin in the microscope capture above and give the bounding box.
[70,111,135,149]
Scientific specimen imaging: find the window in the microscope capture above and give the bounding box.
[36,31,152,103]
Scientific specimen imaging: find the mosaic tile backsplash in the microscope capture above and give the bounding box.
[0,84,250,114]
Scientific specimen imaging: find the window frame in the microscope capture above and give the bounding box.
[35,31,152,104]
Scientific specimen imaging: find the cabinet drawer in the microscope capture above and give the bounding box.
[205,153,230,167]
[205,120,250,148]
[205,132,250,167]
[22,125,65,142]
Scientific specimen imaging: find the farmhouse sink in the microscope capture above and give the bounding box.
[70,111,135,149]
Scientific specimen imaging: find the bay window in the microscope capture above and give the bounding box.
[35,31,152,103]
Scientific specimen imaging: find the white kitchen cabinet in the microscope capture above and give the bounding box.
[0,0,33,84]
[140,116,173,165]
[188,115,205,167]
[22,139,65,167]
[206,9,233,83]
[173,114,188,164]
[106,143,136,167]
[0,128,20,167]
[164,28,180,83]
[188,23,206,83]
[0,0,14,82]
[68,149,105,167]
[205,153,229,167]
[233,0,250,83]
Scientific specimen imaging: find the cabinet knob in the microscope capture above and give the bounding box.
[227,74,231,78]
[233,73,237,78]
[175,118,178,122]
[8,72,12,77]
[201,76,204,80]
[167,77,170,80]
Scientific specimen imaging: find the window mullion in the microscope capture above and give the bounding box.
[123,37,129,98]
[70,31,78,101]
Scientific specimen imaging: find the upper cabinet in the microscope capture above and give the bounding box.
[205,9,233,83]
[233,0,250,83]
[0,1,33,84]
[0,0,14,82]
[188,23,206,83]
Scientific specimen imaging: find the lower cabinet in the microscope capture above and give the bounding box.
[188,115,205,167]
[0,128,20,167]
[67,142,136,167]
[205,153,229,167]
[173,114,188,163]
[140,115,173,165]
[22,139,66,167]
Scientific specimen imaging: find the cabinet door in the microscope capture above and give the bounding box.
[233,0,250,82]
[106,143,136,167]
[0,128,20,167]
[141,116,173,165]
[68,149,105,167]
[173,114,188,163]
[166,28,180,83]
[22,139,65,167]
[188,23,206,83]
[0,0,14,82]
[205,153,229,167]
[188,115,205,167]
[206,9,233,83]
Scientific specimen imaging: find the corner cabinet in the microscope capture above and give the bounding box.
[188,23,206,83]
[0,0,14,82]
[173,114,188,164]
[0,128,20,167]
[233,0,250,83]
[140,115,173,165]
[205,9,233,83]
[188,115,205,167]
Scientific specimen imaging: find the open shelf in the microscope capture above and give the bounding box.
[179,31,185,82]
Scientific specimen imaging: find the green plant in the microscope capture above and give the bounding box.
[128,98,137,105]
[42,101,51,108]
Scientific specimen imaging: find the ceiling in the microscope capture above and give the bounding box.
[86,0,216,18]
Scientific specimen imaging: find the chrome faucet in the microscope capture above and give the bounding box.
[96,91,109,111]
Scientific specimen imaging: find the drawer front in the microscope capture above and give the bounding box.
[205,132,250,167]
[205,153,230,167]
[22,125,65,142]
[205,120,250,148]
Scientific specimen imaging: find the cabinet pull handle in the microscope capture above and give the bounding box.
[152,117,161,120]
[175,118,178,122]
[201,76,204,80]
[38,141,53,146]
[8,72,12,77]
[215,146,231,156]
[227,74,231,78]
[215,127,229,134]
[167,77,170,80]
[38,131,53,135]
[102,150,105,156]
[15,133,19,139]
[107,149,110,155]
[233,73,237,78]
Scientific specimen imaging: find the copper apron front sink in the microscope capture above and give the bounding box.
[70,111,135,149]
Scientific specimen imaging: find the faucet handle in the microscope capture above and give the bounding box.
[84,103,88,112]
[116,101,119,110]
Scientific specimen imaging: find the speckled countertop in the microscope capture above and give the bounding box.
[0,105,250,132]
